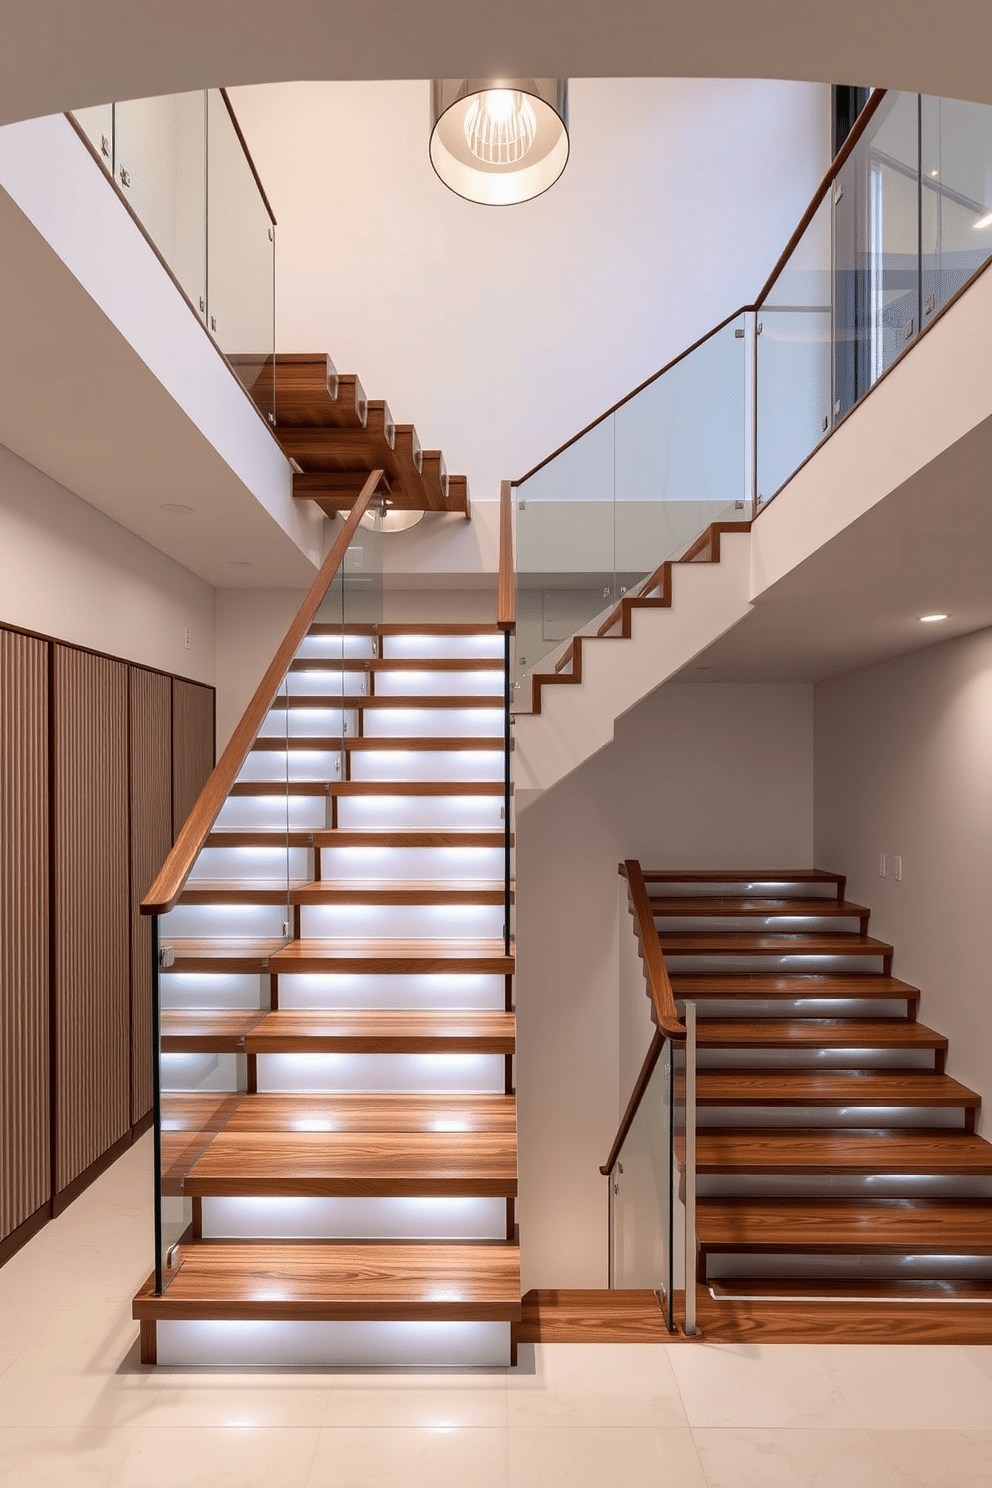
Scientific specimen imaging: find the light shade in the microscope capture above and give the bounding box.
[429,79,569,206]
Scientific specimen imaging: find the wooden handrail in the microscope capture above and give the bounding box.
[621,860,685,1042]
[497,480,515,632]
[600,1030,664,1175]
[141,471,383,915]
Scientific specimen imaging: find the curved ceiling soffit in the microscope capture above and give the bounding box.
[3,0,992,126]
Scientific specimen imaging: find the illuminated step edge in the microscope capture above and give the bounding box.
[163,902,506,939]
[158,971,507,1012]
[156,1318,511,1368]
[706,1254,992,1280]
[201,1194,507,1240]
[256,1052,507,1094]
[381,635,505,660]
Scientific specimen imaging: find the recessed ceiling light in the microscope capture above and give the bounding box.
[919,613,949,623]
[161,502,194,514]
[974,210,992,231]
[928,168,939,178]
[228,560,252,568]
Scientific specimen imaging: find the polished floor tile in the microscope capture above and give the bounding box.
[110,1426,321,1487]
[693,1426,894,1487]
[0,1426,138,1487]
[817,1344,992,1430]
[868,1428,992,1487]
[305,1426,509,1487]
[668,1343,856,1429]
[507,1343,686,1428]
[508,1425,706,1488]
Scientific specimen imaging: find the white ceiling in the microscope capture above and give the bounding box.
[1,0,992,126]
[674,411,992,684]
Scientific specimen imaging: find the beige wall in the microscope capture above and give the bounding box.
[0,441,216,683]
[814,626,992,1130]
[516,679,815,1289]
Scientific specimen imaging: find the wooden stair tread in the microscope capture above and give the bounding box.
[692,1069,979,1105]
[249,736,507,751]
[695,1018,946,1048]
[670,973,919,999]
[133,1241,521,1321]
[269,939,514,973]
[315,831,512,848]
[160,1093,244,1132]
[160,1010,266,1050]
[659,932,891,954]
[167,938,287,971]
[184,1129,517,1196]
[179,879,308,903]
[650,897,868,917]
[291,879,511,905]
[696,1198,992,1253]
[246,1008,514,1054]
[223,1093,516,1134]
[689,1128,992,1174]
[642,869,845,885]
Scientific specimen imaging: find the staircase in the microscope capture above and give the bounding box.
[133,621,519,1368]
[648,870,992,1311]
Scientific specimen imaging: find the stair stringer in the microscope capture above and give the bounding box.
[514,531,753,805]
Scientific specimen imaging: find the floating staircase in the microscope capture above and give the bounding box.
[647,870,992,1309]
[134,623,519,1368]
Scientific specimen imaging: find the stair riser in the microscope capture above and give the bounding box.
[693,1050,937,1071]
[336,797,503,830]
[161,1052,243,1093]
[256,1052,507,1095]
[349,750,503,783]
[200,1194,508,1240]
[682,999,911,1019]
[156,1319,511,1368]
[656,916,863,934]
[372,672,505,698]
[298,903,504,940]
[238,752,344,784]
[296,636,374,661]
[189,847,312,881]
[649,881,840,900]
[215,796,329,830]
[696,1175,992,1199]
[382,635,506,661]
[704,1254,992,1281]
[164,904,289,939]
[277,973,506,1011]
[319,845,505,880]
[258,708,357,739]
[160,972,267,1012]
[697,1106,968,1129]
[363,709,504,739]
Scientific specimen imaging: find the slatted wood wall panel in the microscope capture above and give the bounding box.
[52,647,131,1193]
[0,632,50,1241]
[172,678,215,838]
[129,668,173,1124]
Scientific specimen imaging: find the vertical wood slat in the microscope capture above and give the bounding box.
[172,679,215,839]
[53,647,130,1193]
[129,668,173,1124]
[0,632,50,1240]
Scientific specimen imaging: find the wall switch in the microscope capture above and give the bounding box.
[879,853,887,878]
[894,855,903,882]
[184,624,191,650]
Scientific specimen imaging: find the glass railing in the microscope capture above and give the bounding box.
[151,510,384,1292]
[71,89,275,425]
[515,89,992,687]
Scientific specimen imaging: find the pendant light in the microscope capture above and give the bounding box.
[429,79,569,206]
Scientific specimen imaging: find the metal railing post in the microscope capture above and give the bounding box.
[683,1000,698,1336]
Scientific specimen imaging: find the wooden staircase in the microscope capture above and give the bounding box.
[134,622,519,1368]
[648,870,992,1311]
[248,353,471,517]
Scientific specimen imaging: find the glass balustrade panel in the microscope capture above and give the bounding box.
[756,194,833,503]
[513,415,616,695]
[113,92,207,321]
[614,315,747,571]
[71,103,114,176]
[921,95,992,324]
[207,90,275,423]
[610,1042,674,1328]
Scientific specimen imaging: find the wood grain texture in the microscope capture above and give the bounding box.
[694,1018,946,1049]
[223,1092,517,1133]
[669,973,919,1000]
[160,1010,266,1051]
[643,868,846,886]
[133,1241,521,1321]
[692,1069,979,1107]
[621,860,685,1039]
[128,667,172,1124]
[52,646,130,1193]
[184,1129,517,1196]
[649,897,868,918]
[245,1008,515,1054]
[269,939,514,975]
[658,931,891,955]
[171,677,215,839]
[498,480,515,631]
[696,1197,992,1254]
[143,476,380,914]
[690,1128,992,1175]
[0,630,50,1240]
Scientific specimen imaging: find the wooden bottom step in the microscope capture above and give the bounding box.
[133,1241,521,1321]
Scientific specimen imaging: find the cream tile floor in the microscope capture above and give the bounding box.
[2,1137,992,1486]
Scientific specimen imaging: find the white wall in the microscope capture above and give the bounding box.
[516,679,814,1289]
[230,78,830,503]
[814,627,992,1130]
[0,440,216,682]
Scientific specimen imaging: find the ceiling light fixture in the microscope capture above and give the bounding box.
[918,613,949,622]
[160,502,194,514]
[429,79,569,206]
[359,506,425,534]
[973,210,992,231]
